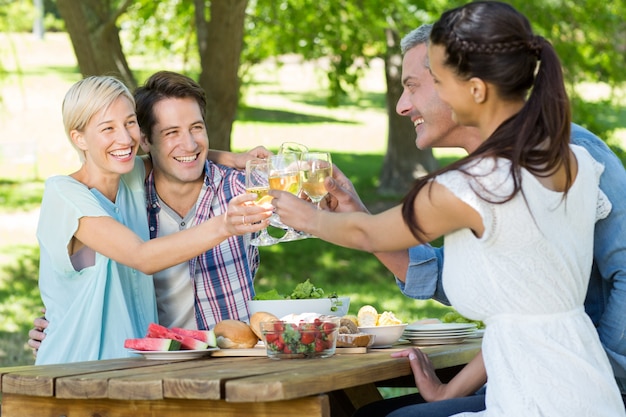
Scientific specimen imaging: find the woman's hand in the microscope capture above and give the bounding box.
[225,193,273,235]
[269,190,318,234]
[391,347,448,401]
[322,164,369,213]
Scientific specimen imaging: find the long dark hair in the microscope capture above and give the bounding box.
[402,1,571,240]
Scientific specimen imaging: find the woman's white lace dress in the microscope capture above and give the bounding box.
[438,145,624,416]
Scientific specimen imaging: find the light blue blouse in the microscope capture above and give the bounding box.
[36,158,157,364]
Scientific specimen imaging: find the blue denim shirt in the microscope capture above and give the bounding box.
[396,124,626,389]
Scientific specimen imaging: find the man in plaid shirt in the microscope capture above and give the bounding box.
[136,71,267,330]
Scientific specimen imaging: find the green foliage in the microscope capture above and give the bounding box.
[508,0,626,142]
[0,179,45,212]
[121,0,198,72]
[243,0,446,106]
[0,0,35,32]
[116,0,626,144]
[0,245,40,367]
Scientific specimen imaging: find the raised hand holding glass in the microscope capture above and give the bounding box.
[245,159,279,246]
[269,153,304,242]
[301,152,332,208]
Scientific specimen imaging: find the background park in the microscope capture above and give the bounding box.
[0,0,625,375]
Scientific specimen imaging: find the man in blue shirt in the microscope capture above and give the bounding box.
[326,24,626,414]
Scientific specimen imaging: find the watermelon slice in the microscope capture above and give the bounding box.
[146,323,209,350]
[170,327,217,348]
[124,337,181,351]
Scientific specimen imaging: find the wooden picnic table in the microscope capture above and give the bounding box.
[0,339,481,417]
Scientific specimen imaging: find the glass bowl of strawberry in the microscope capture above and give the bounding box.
[260,314,340,359]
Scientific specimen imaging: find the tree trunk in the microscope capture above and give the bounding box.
[56,0,136,90]
[377,28,438,196]
[195,0,248,151]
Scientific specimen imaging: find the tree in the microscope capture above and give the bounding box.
[243,0,444,194]
[195,0,248,151]
[57,0,248,152]
[56,0,136,89]
[54,0,626,194]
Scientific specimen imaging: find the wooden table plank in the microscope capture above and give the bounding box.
[56,358,221,399]
[0,357,155,396]
[0,392,331,417]
[211,346,367,357]
[0,339,481,417]
[110,356,264,400]
[225,340,481,402]
[225,351,408,402]
[161,356,308,400]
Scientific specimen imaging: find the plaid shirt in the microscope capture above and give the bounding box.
[146,161,260,330]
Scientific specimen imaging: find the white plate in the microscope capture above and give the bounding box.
[403,330,476,338]
[466,329,486,339]
[129,348,219,360]
[407,337,469,346]
[405,323,477,332]
[403,329,476,336]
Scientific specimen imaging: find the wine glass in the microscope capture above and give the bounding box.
[279,142,309,157]
[276,142,312,239]
[268,153,303,242]
[300,151,332,209]
[245,159,279,247]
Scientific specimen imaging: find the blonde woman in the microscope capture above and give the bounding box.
[36,76,271,365]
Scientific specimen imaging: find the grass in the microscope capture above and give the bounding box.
[0,179,45,212]
[0,245,40,367]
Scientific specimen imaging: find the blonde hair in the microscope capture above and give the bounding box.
[62,76,135,163]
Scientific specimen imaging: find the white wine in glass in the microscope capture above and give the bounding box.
[301,152,332,207]
[245,159,278,247]
[269,153,303,242]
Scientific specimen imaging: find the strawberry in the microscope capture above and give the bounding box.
[322,321,337,335]
[314,338,325,352]
[300,331,315,345]
[265,333,278,343]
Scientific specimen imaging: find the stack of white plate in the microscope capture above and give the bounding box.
[403,322,477,346]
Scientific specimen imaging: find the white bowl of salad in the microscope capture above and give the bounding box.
[248,279,349,318]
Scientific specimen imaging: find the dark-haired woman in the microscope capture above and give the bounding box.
[269,1,624,415]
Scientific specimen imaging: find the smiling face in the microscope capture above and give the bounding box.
[142,97,208,186]
[427,44,478,128]
[396,43,469,150]
[71,95,139,177]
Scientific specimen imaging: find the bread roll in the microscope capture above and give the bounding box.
[249,311,279,340]
[213,319,258,349]
[339,318,358,334]
[336,333,374,348]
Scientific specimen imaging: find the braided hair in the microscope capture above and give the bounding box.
[401,1,571,241]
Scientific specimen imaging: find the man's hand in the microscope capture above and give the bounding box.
[322,165,369,214]
[233,146,273,170]
[27,309,48,356]
[207,146,274,170]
